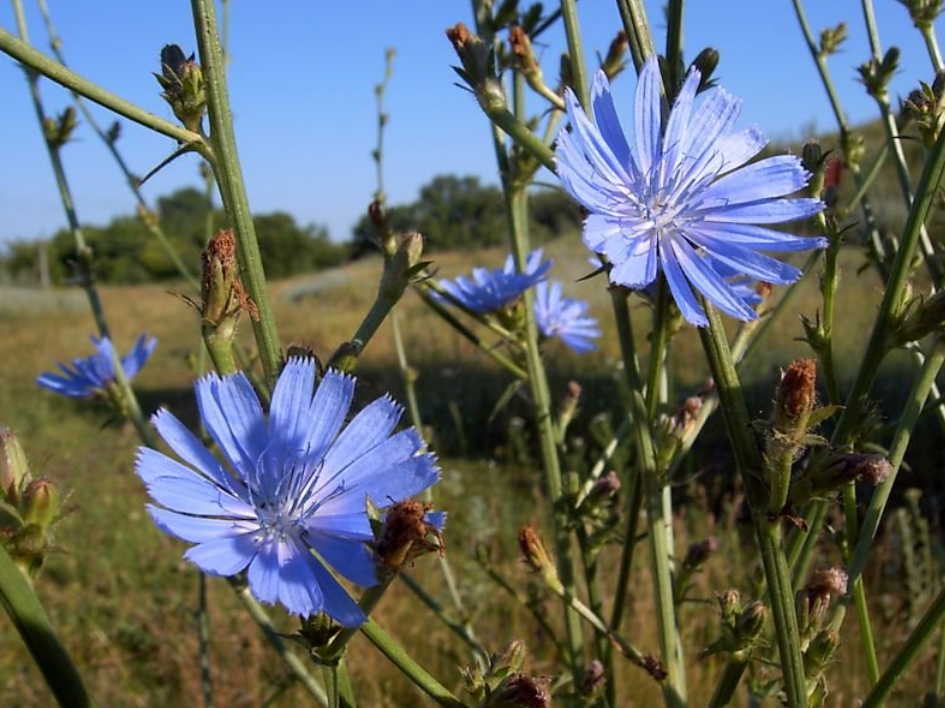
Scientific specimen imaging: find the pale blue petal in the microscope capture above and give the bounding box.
[195,373,262,478]
[269,358,316,455]
[698,156,811,209]
[670,237,757,321]
[122,334,157,380]
[716,126,768,174]
[609,235,658,289]
[591,70,633,172]
[320,395,403,474]
[248,543,281,605]
[147,505,256,543]
[308,533,377,587]
[701,197,824,224]
[184,532,258,576]
[685,230,803,284]
[693,222,828,252]
[634,56,663,175]
[303,370,356,464]
[661,240,708,327]
[425,511,447,532]
[661,67,701,179]
[275,542,326,618]
[151,408,235,491]
[318,451,440,516]
[306,513,374,540]
[306,557,365,627]
[564,88,634,186]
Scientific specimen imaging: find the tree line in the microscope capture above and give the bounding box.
[2,174,581,285]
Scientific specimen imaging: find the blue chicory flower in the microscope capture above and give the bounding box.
[534,281,601,353]
[437,249,552,314]
[136,358,440,626]
[36,334,157,398]
[556,59,826,326]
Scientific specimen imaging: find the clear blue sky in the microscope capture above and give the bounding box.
[1,1,941,246]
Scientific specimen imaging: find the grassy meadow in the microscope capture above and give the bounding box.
[0,234,941,706]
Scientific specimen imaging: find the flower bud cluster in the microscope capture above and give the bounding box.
[818,23,847,57]
[0,427,62,576]
[857,48,900,101]
[42,107,78,149]
[461,641,549,708]
[902,74,945,147]
[702,590,768,662]
[892,288,945,346]
[154,44,206,132]
[897,0,945,29]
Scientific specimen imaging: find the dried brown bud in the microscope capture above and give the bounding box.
[494,673,550,708]
[518,524,554,574]
[509,26,538,74]
[777,359,817,420]
[201,229,256,325]
[375,500,443,570]
[602,31,629,79]
[446,23,491,88]
[808,566,848,597]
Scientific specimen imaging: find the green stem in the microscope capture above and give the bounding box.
[609,289,686,707]
[0,545,95,707]
[559,0,589,106]
[196,571,215,708]
[477,102,555,172]
[851,576,880,685]
[397,573,486,659]
[0,28,203,146]
[359,619,467,708]
[862,586,945,708]
[698,302,807,708]
[646,277,671,417]
[414,289,528,380]
[614,0,657,72]
[921,24,945,73]
[664,0,685,96]
[191,0,281,386]
[847,337,945,585]
[935,625,945,697]
[506,183,585,683]
[707,659,748,708]
[228,580,328,706]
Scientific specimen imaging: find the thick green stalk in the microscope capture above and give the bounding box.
[0,545,95,707]
[615,0,657,71]
[359,619,466,708]
[506,184,585,681]
[196,572,215,708]
[707,659,748,708]
[608,289,686,707]
[190,0,281,386]
[664,0,685,95]
[847,337,945,584]
[0,29,202,146]
[920,24,945,73]
[862,586,945,708]
[698,302,807,708]
[559,0,589,106]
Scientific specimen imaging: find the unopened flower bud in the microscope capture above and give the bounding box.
[799,566,848,629]
[683,536,720,571]
[155,44,206,132]
[898,0,945,29]
[587,470,621,504]
[43,107,78,149]
[493,673,550,708]
[498,640,527,675]
[804,629,840,678]
[446,23,492,89]
[794,452,892,504]
[106,120,121,144]
[375,499,444,570]
[509,26,539,75]
[894,289,945,345]
[22,479,59,531]
[690,47,720,93]
[718,589,741,623]
[518,524,561,591]
[379,232,425,303]
[775,358,817,424]
[734,601,767,642]
[819,23,847,56]
[858,47,900,101]
[0,426,31,504]
[602,31,629,79]
[201,229,256,335]
[841,131,866,171]
[581,659,606,696]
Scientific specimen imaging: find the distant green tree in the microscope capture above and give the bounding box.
[351,174,579,256]
[1,186,344,284]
